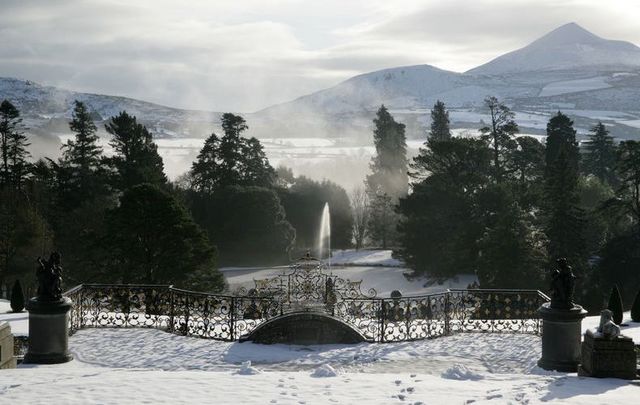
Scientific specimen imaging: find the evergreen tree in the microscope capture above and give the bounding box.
[189,186,295,266]
[583,122,616,185]
[0,100,30,190]
[543,112,585,264]
[106,111,167,190]
[615,141,640,233]
[60,100,106,207]
[428,100,451,142]
[10,279,24,312]
[190,114,275,192]
[398,138,491,277]
[476,186,547,289]
[479,96,519,183]
[106,183,222,289]
[508,136,545,208]
[631,288,640,322]
[366,105,408,248]
[607,285,624,325]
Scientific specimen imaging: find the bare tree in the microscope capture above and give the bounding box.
[350,186,369,250]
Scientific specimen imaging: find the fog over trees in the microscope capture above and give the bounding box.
[1,95,639,311]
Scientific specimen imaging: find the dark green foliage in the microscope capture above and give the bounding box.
[10,279,24,312]
[189,186,294,266]
[543,112,585,264]
[607,285,624,325]
[366,105,408,199]
[631,288,640,322]
[366,105,408,248]
[583,122,616,185]
[398,137,491,277]
[60,100,107,209]
[0,99,30,190]
[508,136,545,207]
[106,111,167,190]
[105,184,222,290]
[475,185,546,289]
[279,176,352,250]
[428,100,451,142]
[597,232,640,305]
[614,141,640,231]
[479,96,519,183]
[191,114,275,192]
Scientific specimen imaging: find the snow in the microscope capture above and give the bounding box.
[0,300,28,336]
[539,77,612,97]
[0,254,637,403]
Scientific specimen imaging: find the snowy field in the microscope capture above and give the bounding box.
[1,250,638,404]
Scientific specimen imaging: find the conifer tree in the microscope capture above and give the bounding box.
[106,111,167,190]
[61,100,105,205]
[365,105,407,248]
[607,285,624,325]
[543,112,585,264]
[583,122,616,185]
[0,100,30,190]
[615,141,640,232]
[479,96,518,183]
[428,100,451,142]
[10,279,24,312]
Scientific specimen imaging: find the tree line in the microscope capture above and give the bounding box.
[0,100,353,293]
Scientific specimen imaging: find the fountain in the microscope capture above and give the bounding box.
[316,202,331,262]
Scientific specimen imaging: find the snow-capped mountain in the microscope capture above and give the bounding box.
[468,23,640,75]
[2,22,640,144]
[0,77,220,139]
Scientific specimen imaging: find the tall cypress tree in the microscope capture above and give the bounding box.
[366,105,408,248]
[0,100,30,190]
[106,111,167,190]
[428,100,451,142]
[544,112,585,263]
[583,122,616,185]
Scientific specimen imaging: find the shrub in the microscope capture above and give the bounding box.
[10,280,25,312]
[607,285,624,325]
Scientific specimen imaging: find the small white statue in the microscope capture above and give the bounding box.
[597,309,620,339]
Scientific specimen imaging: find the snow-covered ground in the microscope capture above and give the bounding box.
[1,251,638,404]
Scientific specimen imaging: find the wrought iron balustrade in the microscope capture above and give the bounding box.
[63,283,549,343]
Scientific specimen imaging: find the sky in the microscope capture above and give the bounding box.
[1,0,640,112]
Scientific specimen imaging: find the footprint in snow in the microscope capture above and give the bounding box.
[394,380,402,385]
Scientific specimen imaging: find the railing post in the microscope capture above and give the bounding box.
[379,299,385,343]
[444,292,450,336]
[183,294,189,336]
[169,287,175,333]
[230,297,236,341]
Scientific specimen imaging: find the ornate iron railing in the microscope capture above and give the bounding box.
[64,284,549,343]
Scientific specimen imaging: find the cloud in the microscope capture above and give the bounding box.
[0,0,638,111]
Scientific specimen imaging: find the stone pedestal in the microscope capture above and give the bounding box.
[537,303,587,372]
[0,322,17,369]
[578,330,637,379]
[23,297,73,364]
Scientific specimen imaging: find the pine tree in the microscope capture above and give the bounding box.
[10,279,24,312]
[0,100,30,190]
[190,114,275,192]
[615,141,640,233]
[365,105,408,248]
[60,100,106,206]
[543,112,585,264]
[607,285,624,325]
[428,100,451,142]
[106,111,167,190]
[479,96,519,183]
[631,288,640,322]
[583,122,616,185]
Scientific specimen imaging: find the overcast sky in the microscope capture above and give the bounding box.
[1,0,639,112]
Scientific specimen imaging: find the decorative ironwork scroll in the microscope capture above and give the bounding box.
[64,282,549,343]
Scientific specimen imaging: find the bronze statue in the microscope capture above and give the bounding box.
[36,252,63,301]
[549,258,576,309]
